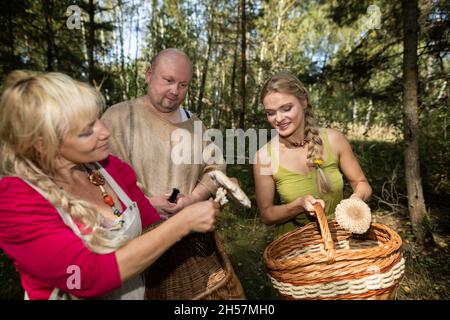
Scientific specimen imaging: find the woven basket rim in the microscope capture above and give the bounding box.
[264,220,403,271]
[263,204,404,300]
[145,232,242,299]
[269,256,405,299]
[280,283,401,300]
[192,232,234,299]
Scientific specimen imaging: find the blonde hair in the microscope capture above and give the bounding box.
[261,71,332,195]
[0,70,128,253]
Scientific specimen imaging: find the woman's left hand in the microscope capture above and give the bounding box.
[349,194,363,201]
[296,195,325,216]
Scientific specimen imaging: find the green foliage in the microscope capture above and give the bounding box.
[220,164,280,299]
[216,208,280,299]
[0,252,23,300]
[0,0,448,300]
[0,0,447,133]
[350,140,406,195]
[420,134,450,196]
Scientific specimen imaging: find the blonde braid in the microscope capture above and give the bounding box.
[0,70,129,254]
[304,106,331,195]
[11,156,128,253]
[261,71,333,195]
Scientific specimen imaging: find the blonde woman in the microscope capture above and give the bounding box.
[0,71,219,300]
[253,71,372,238]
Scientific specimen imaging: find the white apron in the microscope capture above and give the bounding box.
[23,163,145,300]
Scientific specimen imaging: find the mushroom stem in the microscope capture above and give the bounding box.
[214,187,229,206]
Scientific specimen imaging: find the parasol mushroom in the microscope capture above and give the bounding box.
[208,170,251,208]
[334,198,372,234]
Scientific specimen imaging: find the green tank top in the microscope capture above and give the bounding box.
[268,128,344,238]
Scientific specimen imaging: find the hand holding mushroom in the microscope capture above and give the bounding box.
[334,197,372,234]
[208,171,251,208]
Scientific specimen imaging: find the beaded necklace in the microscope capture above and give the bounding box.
[289,139,308,148]
[282,137,309,148]
[84,165,124,225]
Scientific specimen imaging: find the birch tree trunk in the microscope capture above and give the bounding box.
[7,1,15,69]
[239,0,247,130]
[43,0,55,71]
[363,99,373,136]
[116,0,127,100]
[230,15,239,129]
[150,0,158,58]
[197,3,215,117]
[134,0,141,97]
[86,0,95,84]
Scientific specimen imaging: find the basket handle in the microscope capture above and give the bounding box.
[313,202,336,264]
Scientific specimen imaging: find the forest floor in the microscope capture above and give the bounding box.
[1,202,448,300]
[216,199,450,300]
[0,158,450,300]
[373,204,450,299]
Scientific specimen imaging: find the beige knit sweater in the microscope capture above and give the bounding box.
[101,96,226,199]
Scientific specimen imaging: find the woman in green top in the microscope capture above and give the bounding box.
[253,71,372,238]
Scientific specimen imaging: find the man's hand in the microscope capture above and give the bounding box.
[152,183,214,217]
[147,194,178,219]
[163,194,197,215]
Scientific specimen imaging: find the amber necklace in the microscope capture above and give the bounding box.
[283,136,308,148]
[84,165,124,224]
[289,139,308,148]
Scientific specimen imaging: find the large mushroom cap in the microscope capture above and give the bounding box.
[335,198,372,234]
[208,171,251,208]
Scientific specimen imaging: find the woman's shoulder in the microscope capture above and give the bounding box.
[255,139,274,161]
[100,154,133,173]
[0,176,34,197]
[100,154,137,184]
[321,127,351,156]
[254,138,280,175]
[0,176,56,219]
[256,134,280,153]
[321,127,348,143]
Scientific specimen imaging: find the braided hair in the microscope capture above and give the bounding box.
[261,71,331,195]
[0,70,128,253]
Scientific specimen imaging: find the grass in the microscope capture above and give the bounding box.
[216,210,280,299]
[215,166,450,300]
[372,209,450,300]
[217,136,450,300]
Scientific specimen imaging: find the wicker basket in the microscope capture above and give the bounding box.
[264,203,405,300]
[145,231,245,300]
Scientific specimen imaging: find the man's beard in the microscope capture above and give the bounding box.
[159,97,180,111]
[149,95,180,113]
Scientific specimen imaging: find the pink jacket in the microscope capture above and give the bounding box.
[0,155,160,299]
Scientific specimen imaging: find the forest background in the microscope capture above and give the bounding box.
[0,0,448,299]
